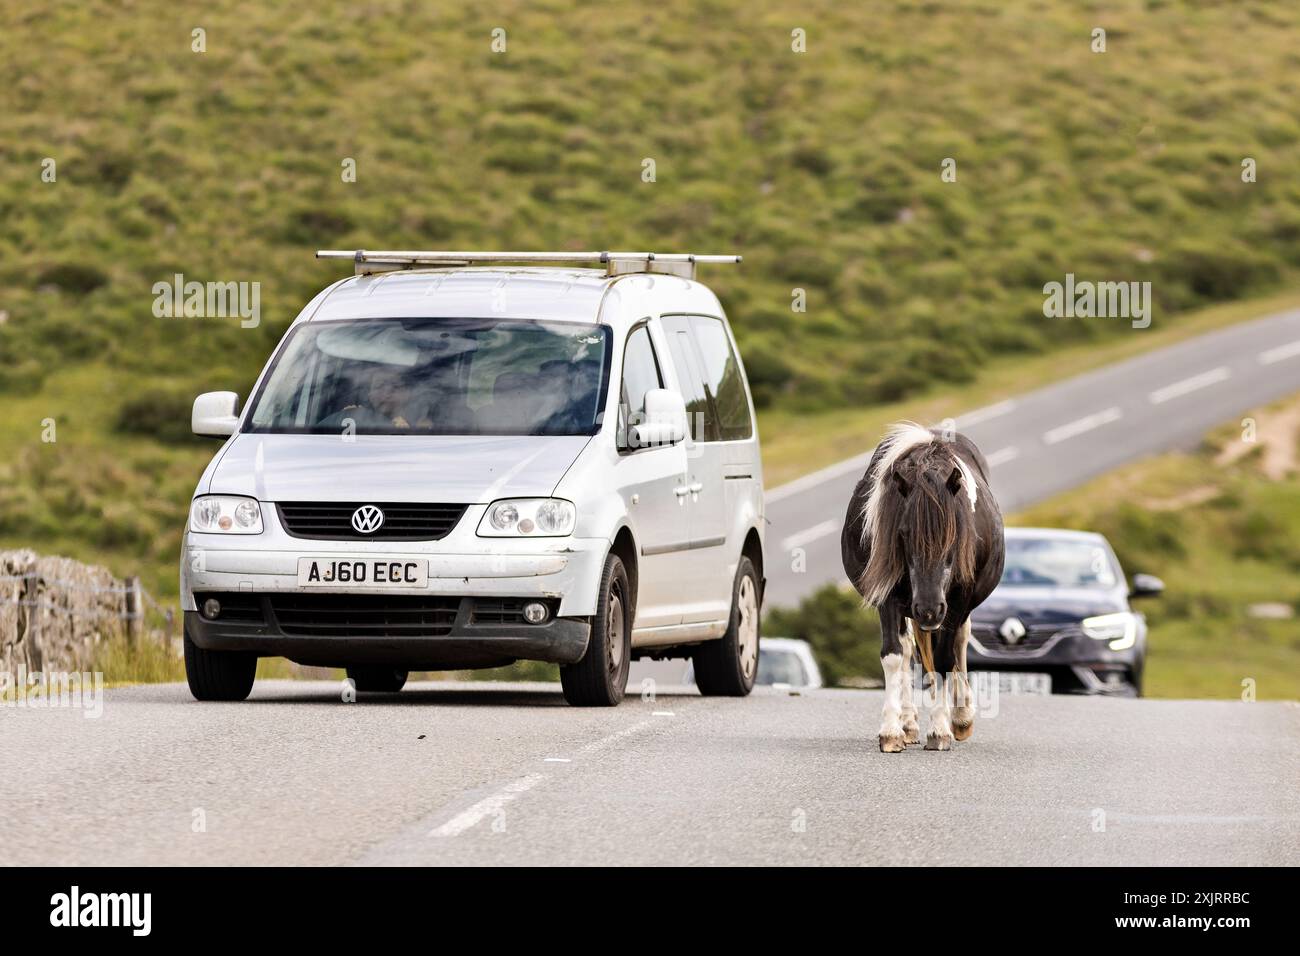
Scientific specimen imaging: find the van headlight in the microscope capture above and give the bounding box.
[190,495,263,534]
[1081,612,1137,650]
[478,499,576,537]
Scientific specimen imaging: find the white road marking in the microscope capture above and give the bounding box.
[428,719,661,838]
[956,399,1016,429]
[780,519,840,552]
[984,446,1020,467]
[652,710,675,717]
[765,451,876,504]
[429,773,545,837]
[1148,366,1231,404]
[1259,339,1300,365]
[1043,407,1122,445]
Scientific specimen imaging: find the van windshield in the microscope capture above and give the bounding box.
[245,318,611,436]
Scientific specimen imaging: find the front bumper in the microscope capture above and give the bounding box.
[186,595,589,670]
[967,626,1144,694]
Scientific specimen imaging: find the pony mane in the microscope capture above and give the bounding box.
[858,422,979,607]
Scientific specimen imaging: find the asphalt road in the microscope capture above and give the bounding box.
[765,307,1300,607]
[1,680,1295,865]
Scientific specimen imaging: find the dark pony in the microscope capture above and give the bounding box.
[842,422,1005,752]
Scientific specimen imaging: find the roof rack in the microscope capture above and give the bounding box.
[316,249,742,281]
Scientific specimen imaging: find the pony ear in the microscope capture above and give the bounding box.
[893,470,911,497]
[946,465,963,496]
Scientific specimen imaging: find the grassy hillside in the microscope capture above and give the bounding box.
[4,1,1300,594]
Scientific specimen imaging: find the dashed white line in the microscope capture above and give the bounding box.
[984,446,1020,467]
[1043,407,1123,445]
[780,519,840,552]
[1148,366,1231,404]
[765,451,875,504]
[1259,339,1300,365]
[429,773,545,837]
[956,399,1016,429]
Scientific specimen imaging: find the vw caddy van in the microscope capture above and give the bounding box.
[182,250,765,706]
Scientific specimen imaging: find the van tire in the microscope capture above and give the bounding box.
[693,556,760,697]
[346,667,409,693]
[561,554,631,706]
[184,624,257,702]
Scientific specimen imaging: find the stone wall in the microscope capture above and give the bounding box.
[0,550,130,674]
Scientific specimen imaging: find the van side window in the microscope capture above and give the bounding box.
[689,316,753,441]
[619,324,662,448]
[661,317,719,442]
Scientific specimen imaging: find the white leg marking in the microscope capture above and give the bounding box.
[925,670,953,751]
[899,624,920,744]
[951,618,976,739]
[879,653,906,752]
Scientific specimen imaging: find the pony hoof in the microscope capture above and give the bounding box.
[879,733,907,753]
[925,733,952,751]
[952,722,974,741]
[902,722,921,745]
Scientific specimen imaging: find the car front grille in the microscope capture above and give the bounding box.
[971,622,1065,652]
[276,502,467,541]
[267,593,461,637]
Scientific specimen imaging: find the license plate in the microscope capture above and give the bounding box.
[995,671,1052,696]
[296,558,428,588]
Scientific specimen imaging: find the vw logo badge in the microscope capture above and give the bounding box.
[351,505,385,535]
[999,617,1026,645]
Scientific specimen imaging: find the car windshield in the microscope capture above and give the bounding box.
[1000,536,1119,589]
[756,648,808,686]
[245,318,611,436]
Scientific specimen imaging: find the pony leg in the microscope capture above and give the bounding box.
[951,618,976,741]
[917,626,954,751]
[877,603,907,753]
[898,620,920,744]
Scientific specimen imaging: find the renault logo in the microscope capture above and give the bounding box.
[1000,617,1027,644]
[351,505,385,535]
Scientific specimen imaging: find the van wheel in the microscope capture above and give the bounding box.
[346,667,409,693]
[184,624,257,701]
[561,554,630,707]
[693,556,760,697]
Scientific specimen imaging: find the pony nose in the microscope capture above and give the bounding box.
[912,603,947,629]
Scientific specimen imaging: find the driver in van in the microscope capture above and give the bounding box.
[326,363,432,430]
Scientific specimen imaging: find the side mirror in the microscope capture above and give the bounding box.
[629,388,687,448]
[192,391,241,437]
[1130,573,1165,599]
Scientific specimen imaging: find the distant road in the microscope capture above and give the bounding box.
[1,681,1295,865]
[764,307,1300,607]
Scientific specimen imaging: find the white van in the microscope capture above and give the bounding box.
[182,250,765,706]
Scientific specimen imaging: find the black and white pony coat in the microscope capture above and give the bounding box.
[841,423,1005,751]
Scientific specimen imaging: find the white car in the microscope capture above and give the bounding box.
[181,250,765,706]
[681,637,824,690]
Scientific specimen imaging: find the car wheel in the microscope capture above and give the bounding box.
[560,553,631,707]
[693,556,760,697]
[184,623,257,702]
[346,666,409,693]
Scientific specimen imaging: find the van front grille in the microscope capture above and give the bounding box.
[267,593,462,637]
[276,502,467,541]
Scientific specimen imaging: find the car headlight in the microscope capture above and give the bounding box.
[190,495,263,534]
[477,498,576,537]
[1081,612,1137,650]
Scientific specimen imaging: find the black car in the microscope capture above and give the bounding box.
[968,528,1164,696]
